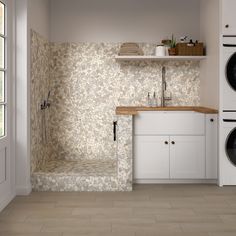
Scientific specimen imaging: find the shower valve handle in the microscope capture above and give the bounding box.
[113,121,117,141]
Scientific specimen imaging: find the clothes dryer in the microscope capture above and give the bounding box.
[220,112,236,185]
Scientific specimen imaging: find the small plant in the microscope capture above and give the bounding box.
[169,34,177,48]
[168,34,177,56]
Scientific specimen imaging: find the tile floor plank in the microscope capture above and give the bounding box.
[0,184,236,235]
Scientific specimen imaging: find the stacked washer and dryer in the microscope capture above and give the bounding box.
[219,36,236,185]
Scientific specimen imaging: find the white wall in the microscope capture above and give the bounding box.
[28,0,50,39]
[199,0,220,109]
[15,0,31,195]
[50,0,200,43]
[15,0,50,196]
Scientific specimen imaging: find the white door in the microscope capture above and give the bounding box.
[134,136,170,179]
[0,0,13,211]
[222,0,236,35]
[170,136,205,179]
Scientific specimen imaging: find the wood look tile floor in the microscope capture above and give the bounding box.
[1,184,236,236]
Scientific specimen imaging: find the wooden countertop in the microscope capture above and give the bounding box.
[116,106,218,115]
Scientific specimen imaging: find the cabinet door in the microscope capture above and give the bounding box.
[134,136,170,179]
[206,115,218,179]
[170,136,205,179]
[222,0,236,35]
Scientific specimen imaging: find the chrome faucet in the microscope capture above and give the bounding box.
[161,66,172,107]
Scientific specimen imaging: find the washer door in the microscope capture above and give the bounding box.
[226,53,236,91]
[226,128,236,166]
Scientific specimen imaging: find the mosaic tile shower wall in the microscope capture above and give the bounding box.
[30,31,51,172]
[49,43,200,161]
[31,116,133,191]
[31,30,200,171]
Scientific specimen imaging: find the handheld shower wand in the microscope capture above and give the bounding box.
[41,90,51,110]
[40,90,51,144]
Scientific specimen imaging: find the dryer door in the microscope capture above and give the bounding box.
[226,128,236,166]
[226,52,236,91]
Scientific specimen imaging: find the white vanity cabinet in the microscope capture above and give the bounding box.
[134,111,218,182]
[221,0,236,35]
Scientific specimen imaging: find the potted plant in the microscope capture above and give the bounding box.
[168,34,177,56]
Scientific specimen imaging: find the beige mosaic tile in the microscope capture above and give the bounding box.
[35,159,117,176]
[31,115,132,191]
[30,30,51,172]
[31,30,200,191]
[49,42,200,161]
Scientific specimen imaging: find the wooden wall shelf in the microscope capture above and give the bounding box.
[115,56,206,61]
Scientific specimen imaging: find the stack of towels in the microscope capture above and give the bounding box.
[118,43,144,56]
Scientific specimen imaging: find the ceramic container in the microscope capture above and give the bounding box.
[155,45,166,56]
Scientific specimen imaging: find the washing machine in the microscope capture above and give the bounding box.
[221,36,236,110]
[220,112,236,185]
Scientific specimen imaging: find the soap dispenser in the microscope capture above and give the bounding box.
[147,92,152,107]
[152,92,158,107]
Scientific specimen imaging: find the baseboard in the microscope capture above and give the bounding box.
[15,185,32,195]
[134,179,218,184]
[0,192,15,212]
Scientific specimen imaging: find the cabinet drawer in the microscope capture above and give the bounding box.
[222,0,236,35]
[134,111,205,135]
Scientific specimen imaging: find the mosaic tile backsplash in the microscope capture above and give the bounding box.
[49,44,200,161]
[31,30,200,174]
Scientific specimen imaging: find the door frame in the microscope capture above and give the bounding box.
[0,0,16,212]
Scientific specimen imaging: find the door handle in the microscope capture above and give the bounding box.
[164,141,168,145]
[223,44,236,47]
[223,119,236,123]
[171,141,175,145]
